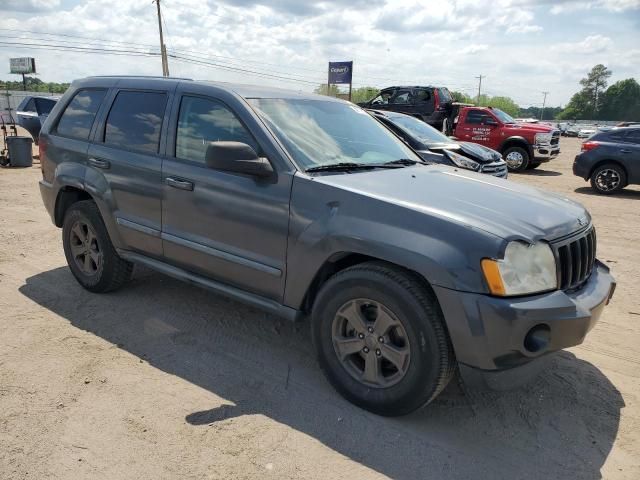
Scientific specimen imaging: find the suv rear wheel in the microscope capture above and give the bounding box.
[62,200,133,292]
[503,146,530,172]
[590,163,626,195]
[311,262,456,416]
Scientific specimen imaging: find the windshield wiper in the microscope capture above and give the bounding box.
[305,162,405,173]
[383,158,425,165]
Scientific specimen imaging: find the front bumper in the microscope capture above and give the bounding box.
[434,260,616,371]
[533,143,560,161]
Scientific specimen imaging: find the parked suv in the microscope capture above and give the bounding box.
[357,86,454,131]
[39,77,616,416]
[573,127,640,194]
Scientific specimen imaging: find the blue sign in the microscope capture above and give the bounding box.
[328,61,353,84]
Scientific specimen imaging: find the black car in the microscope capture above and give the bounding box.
[573,127,640,194]
[15,96,59,144]
[370,109,508,178]
[358,86,454,131]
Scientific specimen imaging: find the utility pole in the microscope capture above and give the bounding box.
[475,75,483,105]
[540,91,549,120]
[154,0,170,77]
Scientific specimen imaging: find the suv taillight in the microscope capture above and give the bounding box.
[434,89,441,110]
[581,141,600,152]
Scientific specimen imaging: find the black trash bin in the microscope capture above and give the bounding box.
[7,136,34,167]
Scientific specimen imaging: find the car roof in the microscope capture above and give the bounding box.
[380,86,440,90]
[80,76,345,103]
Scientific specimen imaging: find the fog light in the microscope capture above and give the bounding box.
[524,324,550,353]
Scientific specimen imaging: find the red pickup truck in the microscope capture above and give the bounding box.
[451,107,560,172]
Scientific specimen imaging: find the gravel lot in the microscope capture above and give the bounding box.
[1,137,638,479]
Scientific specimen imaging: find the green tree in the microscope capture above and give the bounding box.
[351,86,379,104]
[314,84,341,97]
[599,78,640,121]
[451,91,474,104]
[580,64,612,117]
[481,96,520,117]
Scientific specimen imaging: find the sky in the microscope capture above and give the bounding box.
[1,0,639,107]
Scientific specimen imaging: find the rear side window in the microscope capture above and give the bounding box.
[104,91,168,154]
[19,98,36,113]
[438,88,452,103]
[176,96,258,164]
[625,129,640,143]
[390,89,412,104]
[35,98,56,115]
[414,89,432,102]
[56,89,107,140]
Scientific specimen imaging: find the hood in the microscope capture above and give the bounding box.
[314,166,589,241]
[427,142,501,163]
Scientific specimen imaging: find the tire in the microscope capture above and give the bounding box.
[503,146,530,172]
[527,162,541,170]
[62,200,133,293]
[311,262,456,416]
[441,118,449,135]
[590,163,626,195]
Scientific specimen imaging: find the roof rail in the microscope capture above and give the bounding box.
[87,75,193,81]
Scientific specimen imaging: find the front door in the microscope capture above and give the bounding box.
[161,93,291,301]
[457,109,498,147]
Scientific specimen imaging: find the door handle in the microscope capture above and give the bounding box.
[620,149,632,153]
[166,177,194,191]
[88,157,110,169]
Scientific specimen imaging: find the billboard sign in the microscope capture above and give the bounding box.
[10,57,36,74]
[328,61,353,84]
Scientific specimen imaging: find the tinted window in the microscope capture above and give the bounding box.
[176,96,258,164]
[466,110,492,125]
[20,98,36,113]
[625,129,640,144]
[438,88,452,103]
[104,91,167,154]
[35,98,56,115]
[390,89,412,104]
[606,130,628,141]
[56,89,107,140]
[389,114,452,145]
[414,89,432,102]
[370,90,393,105]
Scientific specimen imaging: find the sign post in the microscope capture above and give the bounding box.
[327,61,353,101]
[9,58,37,91]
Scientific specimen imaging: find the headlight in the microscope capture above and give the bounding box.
[444,150,480,171]
[535,133,552,144]
[481,241,557,296]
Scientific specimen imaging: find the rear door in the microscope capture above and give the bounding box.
[619,128,640,183]
[87,82,173,257]
[387,88,415,116]
[412,88,435,119]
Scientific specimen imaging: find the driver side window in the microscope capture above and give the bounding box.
[176,96,258,164]
[370,90,394,105]
[466,110,493,125]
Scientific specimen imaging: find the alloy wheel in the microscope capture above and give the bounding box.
[331,299,411,388]
[595,169,621,192]
[69,220,102,275]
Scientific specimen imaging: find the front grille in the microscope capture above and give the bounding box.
[480,161,508,178]
[551,131,560,146]
[554,227,597,290]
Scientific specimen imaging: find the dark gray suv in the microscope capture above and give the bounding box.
[39,76,616,416]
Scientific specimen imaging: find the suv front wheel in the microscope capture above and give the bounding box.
[503,146,530,172]
[311,262,456,416]
[62,200,133,293]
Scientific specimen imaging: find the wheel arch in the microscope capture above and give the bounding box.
[54,186,94,227]
[299,252,438,314]
[499,137,533,159]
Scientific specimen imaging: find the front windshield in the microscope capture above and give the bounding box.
[388,114,453,145]
[492,108,516,124]
[247,98,420,169]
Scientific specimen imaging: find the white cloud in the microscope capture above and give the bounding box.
[551,0,640,14]
[553,35,614,54]
[460,44,489,54]
[4,0,60,12]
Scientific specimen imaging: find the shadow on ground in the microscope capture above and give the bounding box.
[575,186,640,200]
[20,266,624,480]
[519,168,562,177]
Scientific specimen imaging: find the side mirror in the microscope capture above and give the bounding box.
[483,118,498,127]
[205,141,273,178]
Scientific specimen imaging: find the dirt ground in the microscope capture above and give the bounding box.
[0,136,638,479]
